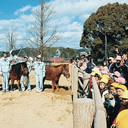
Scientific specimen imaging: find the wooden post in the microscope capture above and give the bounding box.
[73,65,78,101]
[73,98,95,128]
[71,64,74,92]
[92,77,107,128]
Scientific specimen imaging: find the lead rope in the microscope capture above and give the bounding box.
[62,67,70,75]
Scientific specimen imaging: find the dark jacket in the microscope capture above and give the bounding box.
[85,61,92,74]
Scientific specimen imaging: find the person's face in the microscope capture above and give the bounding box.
[3,53,8,58]
[110,86,116,95]
[95,77,99,81]
[76,59,79,62]
[117,89,124,97]
[37,57,41,61]
[113,76,118,81]
[115,48,119,53]
[116,60,121,65]
[81,59,85,62]
[99,82,105,90]
[108,59,112,64]
[24,58,28,62]
[85,52,88,57]
[103,61,107,66]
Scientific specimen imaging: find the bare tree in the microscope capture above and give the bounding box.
[26,0,60,60]
[5,23,17,51]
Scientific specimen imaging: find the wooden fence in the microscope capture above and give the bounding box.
[71,64,107,128]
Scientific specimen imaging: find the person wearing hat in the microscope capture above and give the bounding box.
[85,51,89,57]
[101,66,109,75]
[110,85,127,128]
[108,57,114,73]
[92,70,102,85]
[33,55,45,92]
[91,67,102,77]
[20,56,33,91]
[120,51,128,88]
[111,90,128,128]
[109,83,119,96]
[99,77,109,103]
[116,77,126,85]
[121,51,128,66]
[111,56,122,74]
[78,56,87,90]
[116,85,127,98]
[0,49,13,92]
[104,83,119,127]
[116,109,128,128]
[112,71,121,82]
[85,56,92,74]
[74,56,81,68]
[92,68,102,83]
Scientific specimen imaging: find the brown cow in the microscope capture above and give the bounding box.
[45,64,70,92]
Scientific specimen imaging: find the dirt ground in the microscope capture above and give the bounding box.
[0,64,73,128]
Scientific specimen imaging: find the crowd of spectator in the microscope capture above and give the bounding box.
[72,49,128,128]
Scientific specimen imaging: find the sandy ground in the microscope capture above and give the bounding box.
[0,64,73,128]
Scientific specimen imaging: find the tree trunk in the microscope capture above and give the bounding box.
[105,34,108,64]
[40,0,44,60]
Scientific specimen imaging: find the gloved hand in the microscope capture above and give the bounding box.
[14,55,18,60]
[10,48,14,54]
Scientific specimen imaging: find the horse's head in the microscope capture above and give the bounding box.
[21,62,29,76]
[62,64,70,78]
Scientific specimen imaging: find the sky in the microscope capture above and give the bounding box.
[0,0,128,51]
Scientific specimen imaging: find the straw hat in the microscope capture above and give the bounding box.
[91,68,102,77]
[120,90,128,99]
[116,84,127,91]
[111,82,120,88]
[102,74,110,79]
[92,67,100,72]
[116,110,128,128]
[100,77,108,84]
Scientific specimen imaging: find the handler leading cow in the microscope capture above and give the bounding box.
[20,56,32,92]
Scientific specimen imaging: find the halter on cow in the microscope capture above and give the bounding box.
[62,64,70,78]
[10,62,29,91]
[45,64,70,92]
